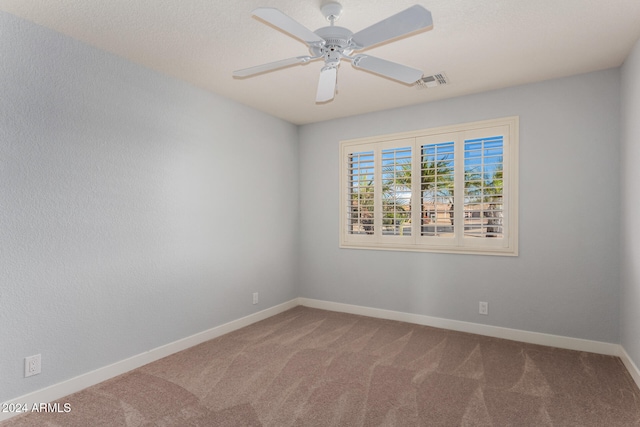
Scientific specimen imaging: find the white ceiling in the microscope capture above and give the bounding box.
[1,0,639,125]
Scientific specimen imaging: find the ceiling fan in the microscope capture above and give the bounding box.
[233,2,433,103]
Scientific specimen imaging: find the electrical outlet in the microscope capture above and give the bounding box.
[252,292,259,305]
[479,301,489,315]
[25,354,41,377]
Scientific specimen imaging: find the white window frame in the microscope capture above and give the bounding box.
[339,117,519,256]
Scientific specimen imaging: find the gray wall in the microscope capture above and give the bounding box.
[0,12,298,402]
[298,69,621,344]
[621,37,640,369]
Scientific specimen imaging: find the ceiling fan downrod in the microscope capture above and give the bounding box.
[321,2,343,26]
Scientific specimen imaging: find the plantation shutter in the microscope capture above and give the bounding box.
[347,151,375,235]
[420,141,455,237]
[340,117,517,255]
[463,135,504,239]
[381,146,412,236]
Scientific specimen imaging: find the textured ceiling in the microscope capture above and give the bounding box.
[1,0,639,124]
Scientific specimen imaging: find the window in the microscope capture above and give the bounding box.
[340,117,518,255]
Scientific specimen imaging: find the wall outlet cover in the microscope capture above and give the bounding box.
[479,301,489,315]
[25,354,41,377]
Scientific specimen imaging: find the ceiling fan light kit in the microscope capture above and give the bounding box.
[233,2,434,103]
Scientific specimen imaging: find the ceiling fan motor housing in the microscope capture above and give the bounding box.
[311,26,354,66]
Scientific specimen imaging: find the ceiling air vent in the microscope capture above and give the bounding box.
[416,73,449,89]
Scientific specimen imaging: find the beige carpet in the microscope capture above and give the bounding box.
[3,306,640,426]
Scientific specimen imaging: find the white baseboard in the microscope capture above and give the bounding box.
[619,346,640,390]
[298,298,621,356]
[0,299,298,422]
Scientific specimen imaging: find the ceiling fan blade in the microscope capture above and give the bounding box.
[351,5,433,49]
[316,66,337,103]
[252,7,325,46]
[352,55,423,84]
[233,56,313,78]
